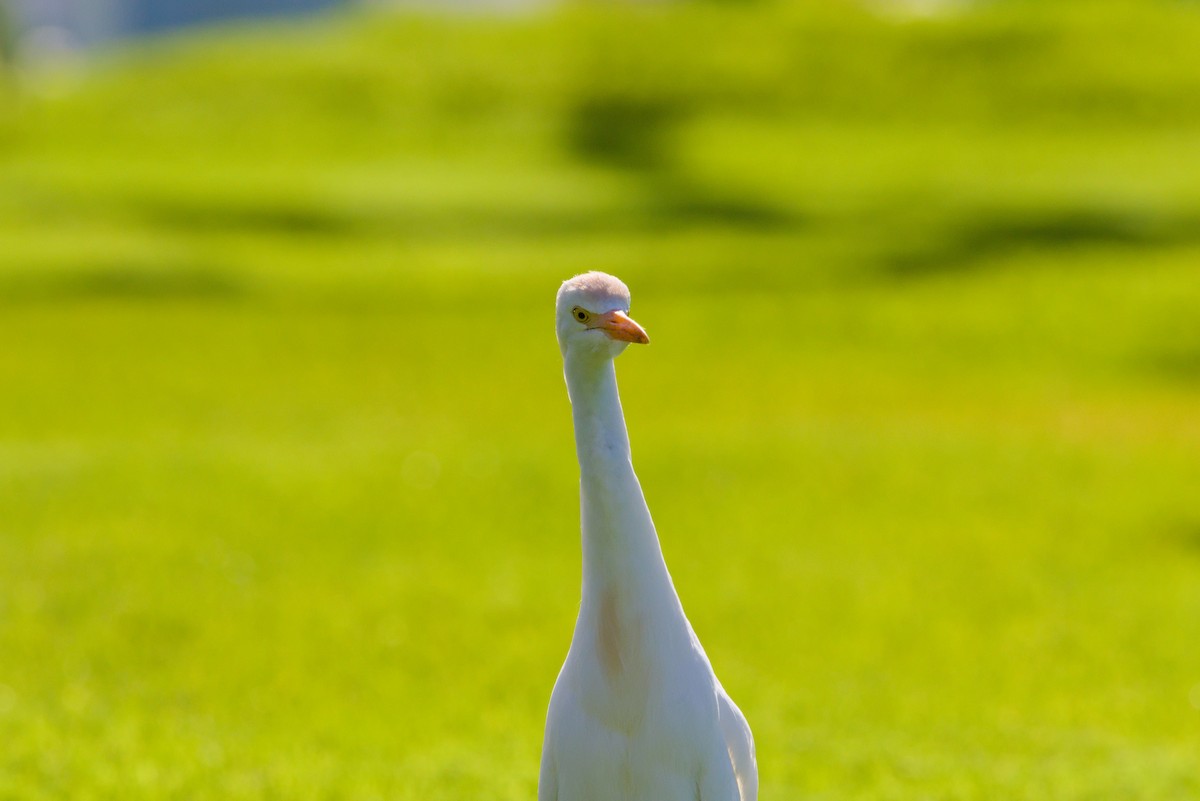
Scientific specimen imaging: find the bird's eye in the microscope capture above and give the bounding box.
[573,307,590,323]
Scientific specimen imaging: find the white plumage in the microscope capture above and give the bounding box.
[539,272,757,801]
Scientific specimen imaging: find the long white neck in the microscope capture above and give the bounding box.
[563,353,683,624]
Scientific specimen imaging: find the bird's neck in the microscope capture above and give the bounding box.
[565,357,631,475]
[564,355,680,618]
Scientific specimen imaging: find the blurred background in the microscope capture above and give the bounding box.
[1,0,1198,799]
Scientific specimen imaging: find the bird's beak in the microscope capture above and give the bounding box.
[595,310,650,344]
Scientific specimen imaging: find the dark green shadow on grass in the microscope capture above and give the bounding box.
[879,206,1200,279]
[1141,343,1200,386]
[0,263,249,306]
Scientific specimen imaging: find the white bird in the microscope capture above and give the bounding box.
[539,272,757,801]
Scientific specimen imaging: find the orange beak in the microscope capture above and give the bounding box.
[594,310,650,344]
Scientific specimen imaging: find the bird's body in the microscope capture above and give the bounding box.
[540,273,756,801]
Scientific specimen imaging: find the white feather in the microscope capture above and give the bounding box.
[539,273,757,801]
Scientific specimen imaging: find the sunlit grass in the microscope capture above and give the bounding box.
[1,2,1199,799]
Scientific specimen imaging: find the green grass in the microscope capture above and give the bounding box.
[1,2,1199,798]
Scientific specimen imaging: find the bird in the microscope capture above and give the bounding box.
[539,272,757,801]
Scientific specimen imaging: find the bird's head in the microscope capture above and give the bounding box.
[556,272,650,360]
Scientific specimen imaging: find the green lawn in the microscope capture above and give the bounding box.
[1,2,1199,799]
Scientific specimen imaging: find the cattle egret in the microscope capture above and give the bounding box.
[539,272,757,801]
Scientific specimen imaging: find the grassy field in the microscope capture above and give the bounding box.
[1,2,1199,798]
